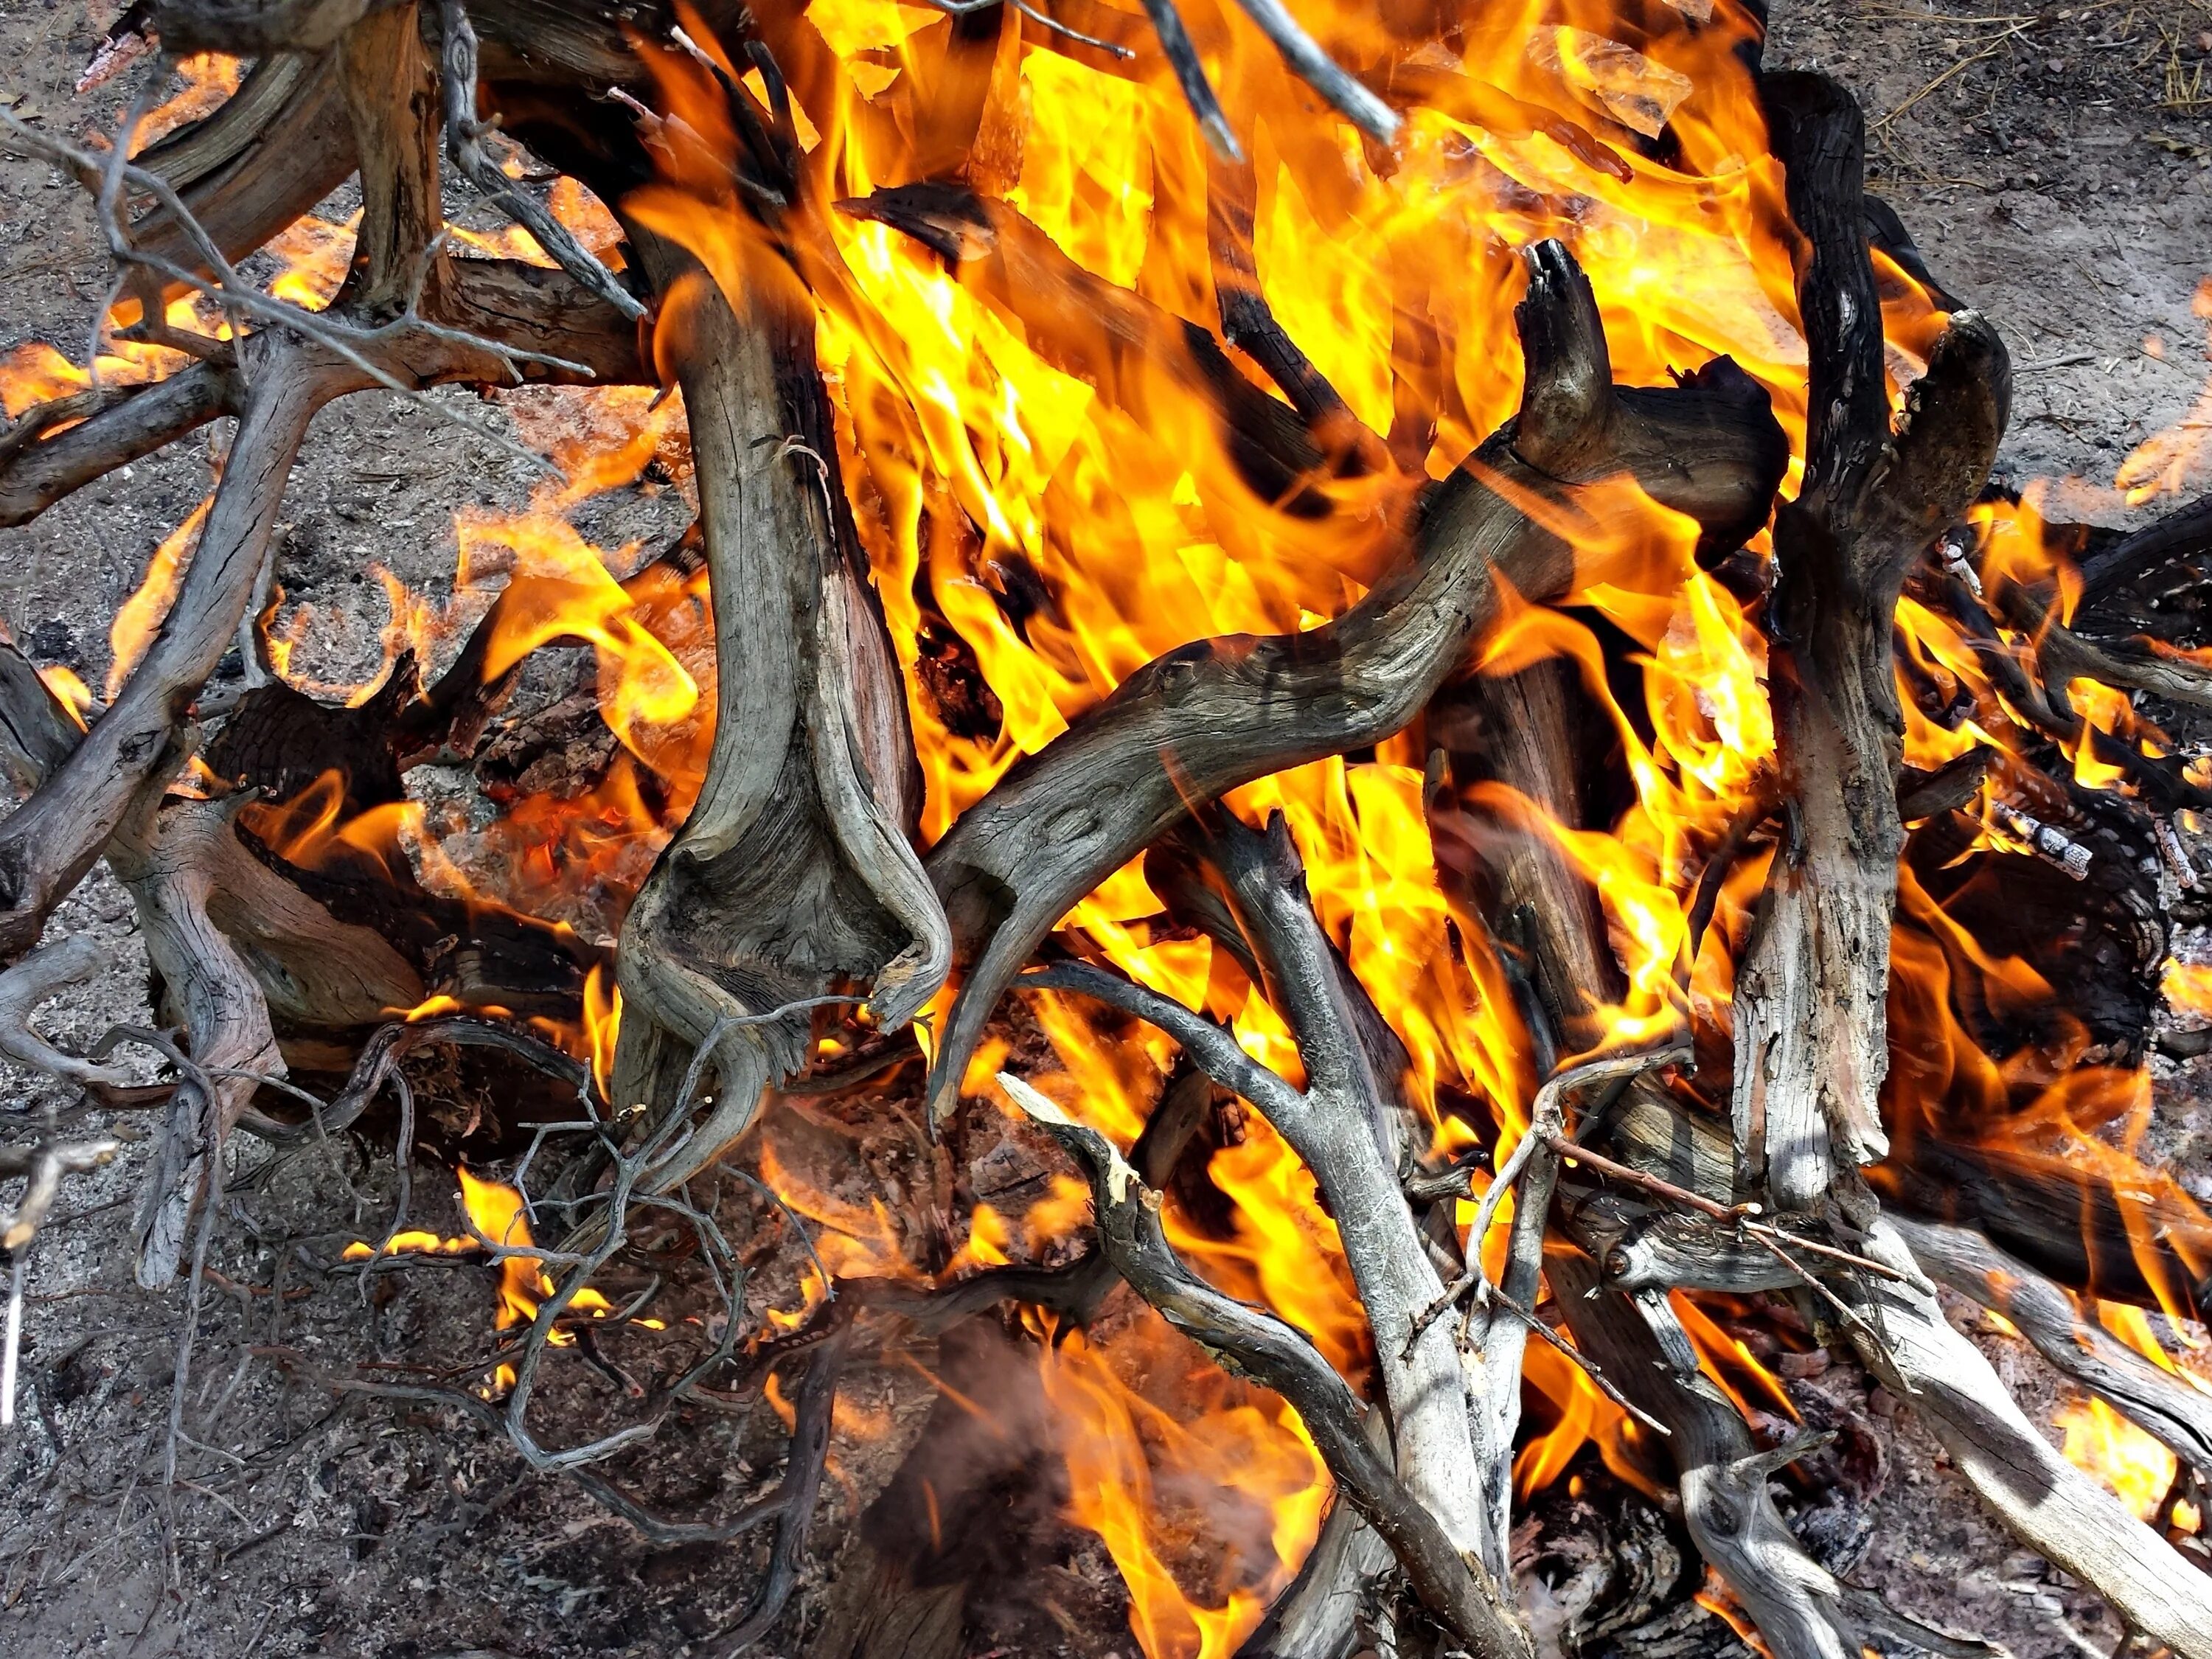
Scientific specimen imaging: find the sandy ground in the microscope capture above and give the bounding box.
[0,1,2204,1655]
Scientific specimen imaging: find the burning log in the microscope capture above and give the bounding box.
[1729,74,2009,1220]
[5,4,2212,1657]
[894,209,1785,1126]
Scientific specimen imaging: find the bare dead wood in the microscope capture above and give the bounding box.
[1144,827,1427,1180]
[131,55,314,189]
[1845,1221,2212,1658]
[1453,1049,1691,1552]
[0,936,141,1093]
[1004,1074,1531,1659]
[1427,658,1622,1060]
[0,1124,131,1425]
[437,0,645,321]
[130,48,361,285]
[1565,1195,1798,1295]
[1234,1460,1397,1659]
[107,793,288,1287]
[2078,490,2212,613]
[873,220,1783,1124]
[0,360,237,529]
[148,0,394,54]
[1195,808,1503,1567]
[0,338,344,962]
[1222,0,1397,144]
[1731,72,2010,1216]
[0,252,639,960]
[1888,1212,2212,1478]
[1015,935,1506,1561]
[0,247,636,535]
[606,229,947,1192]
[1204,149,1362,442]
[841,183,1335,512]
[1990,574,2212,716]
[1548,1248,1933,1659]
[1416,622,1904,1656]
[712,1310,856,1656]
[337,1,445,317]
[1871,1133,2212,1312]
[0,634,86,795]
[1135,0,1238,159]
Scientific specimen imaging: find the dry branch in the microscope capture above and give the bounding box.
[0,936,139,1092]
[340,1,446,317]
[1890,1212,2212,1479]
[1731,72,2010,1217]
[131,49,361,284]
[880,216,1784,1123]
[1551,1248,1939,1659]
[1844,1222,2212,1659]
[605,228,948,1190]
[1004,1072,1531,1659]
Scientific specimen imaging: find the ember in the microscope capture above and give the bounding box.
[1,0,2211,1656]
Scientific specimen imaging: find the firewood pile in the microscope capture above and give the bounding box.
[1,1,2210,1655]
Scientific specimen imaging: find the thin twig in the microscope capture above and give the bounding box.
[1408,1044,1689,1352]
[439,0,645,322]
[1542,1135,1907,1282]
[0,105,580,476]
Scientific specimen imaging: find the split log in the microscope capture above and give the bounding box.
[1729,72,2009,1216]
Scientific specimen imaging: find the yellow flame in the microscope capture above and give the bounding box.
[2057,1397,2175,1521]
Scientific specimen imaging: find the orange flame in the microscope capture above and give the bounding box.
[344,1168,613,1387]
[2056,1397,2175,1522]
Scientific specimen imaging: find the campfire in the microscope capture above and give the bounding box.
[1,0,2210,1654]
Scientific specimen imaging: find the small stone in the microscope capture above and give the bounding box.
[1777,1347,1831,1379]
[2046,58,2067,74]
